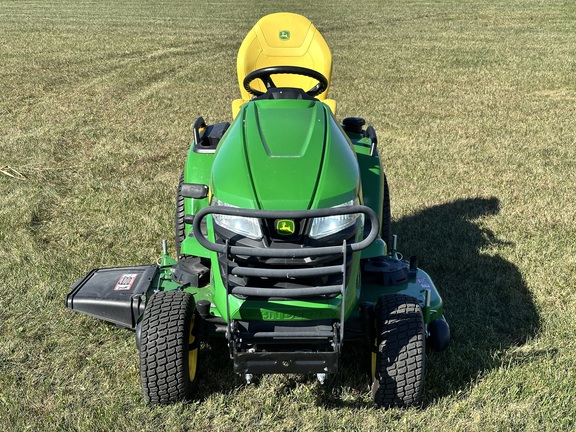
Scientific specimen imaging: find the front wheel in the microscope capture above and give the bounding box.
[139,290,199,405]
[371,294,425,407]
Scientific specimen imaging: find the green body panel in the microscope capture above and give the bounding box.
[203,99,363,322]
[346,131,387,258]
[183,145,215,214]
[354,268,444,323]
[211,100,359,210]
[171,97,444,327]
[179,140,216,258]
[180,235,208,258]
[156,254,182,292]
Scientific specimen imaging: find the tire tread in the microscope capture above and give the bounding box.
[140,290,195,405]
[372,294,425,407]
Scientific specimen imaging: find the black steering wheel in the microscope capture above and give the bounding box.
[243,66,329,97]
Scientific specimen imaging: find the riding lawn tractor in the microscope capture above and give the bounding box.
[67,12,450,407]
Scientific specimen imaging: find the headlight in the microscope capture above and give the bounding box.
[211,198,263,240]
[309,199,363,239]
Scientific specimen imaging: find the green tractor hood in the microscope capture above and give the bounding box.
[211,99,360,210]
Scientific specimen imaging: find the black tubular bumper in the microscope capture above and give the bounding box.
[192,205,379,301]
[192,205,379,258]
[191,205,379,373]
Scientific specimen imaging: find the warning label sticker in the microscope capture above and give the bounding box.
[114,274,138,291]
[418,278,431,288]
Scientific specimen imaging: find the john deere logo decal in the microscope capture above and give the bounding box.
[276,219,295,235]
[279,30,290,41]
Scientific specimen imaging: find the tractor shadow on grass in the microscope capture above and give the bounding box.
[310,197,540,408]
[315,196,541,408]
[392,196,540,403]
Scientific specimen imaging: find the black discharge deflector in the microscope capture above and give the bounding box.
[67,265,158,329]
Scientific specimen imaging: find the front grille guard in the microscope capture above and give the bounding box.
[192,205,379,351]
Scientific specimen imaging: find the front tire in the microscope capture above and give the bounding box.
[139,290,199,405]
[371,294,425,408]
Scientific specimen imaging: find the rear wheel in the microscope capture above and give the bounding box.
[139,290,199,405]
[175,174,186,256]
[371,294,425,407]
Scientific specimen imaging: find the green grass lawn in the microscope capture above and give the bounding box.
[1,0,575,430]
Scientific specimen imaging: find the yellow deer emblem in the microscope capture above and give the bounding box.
[276,219,295,235]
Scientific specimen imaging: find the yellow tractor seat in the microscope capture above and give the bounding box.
[232,13,336,118]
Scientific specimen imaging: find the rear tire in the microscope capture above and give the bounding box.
[140,290,199,405]
[175,174,186,256]
[371,294,425,407]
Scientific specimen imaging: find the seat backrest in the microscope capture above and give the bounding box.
[233,13,335,117]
